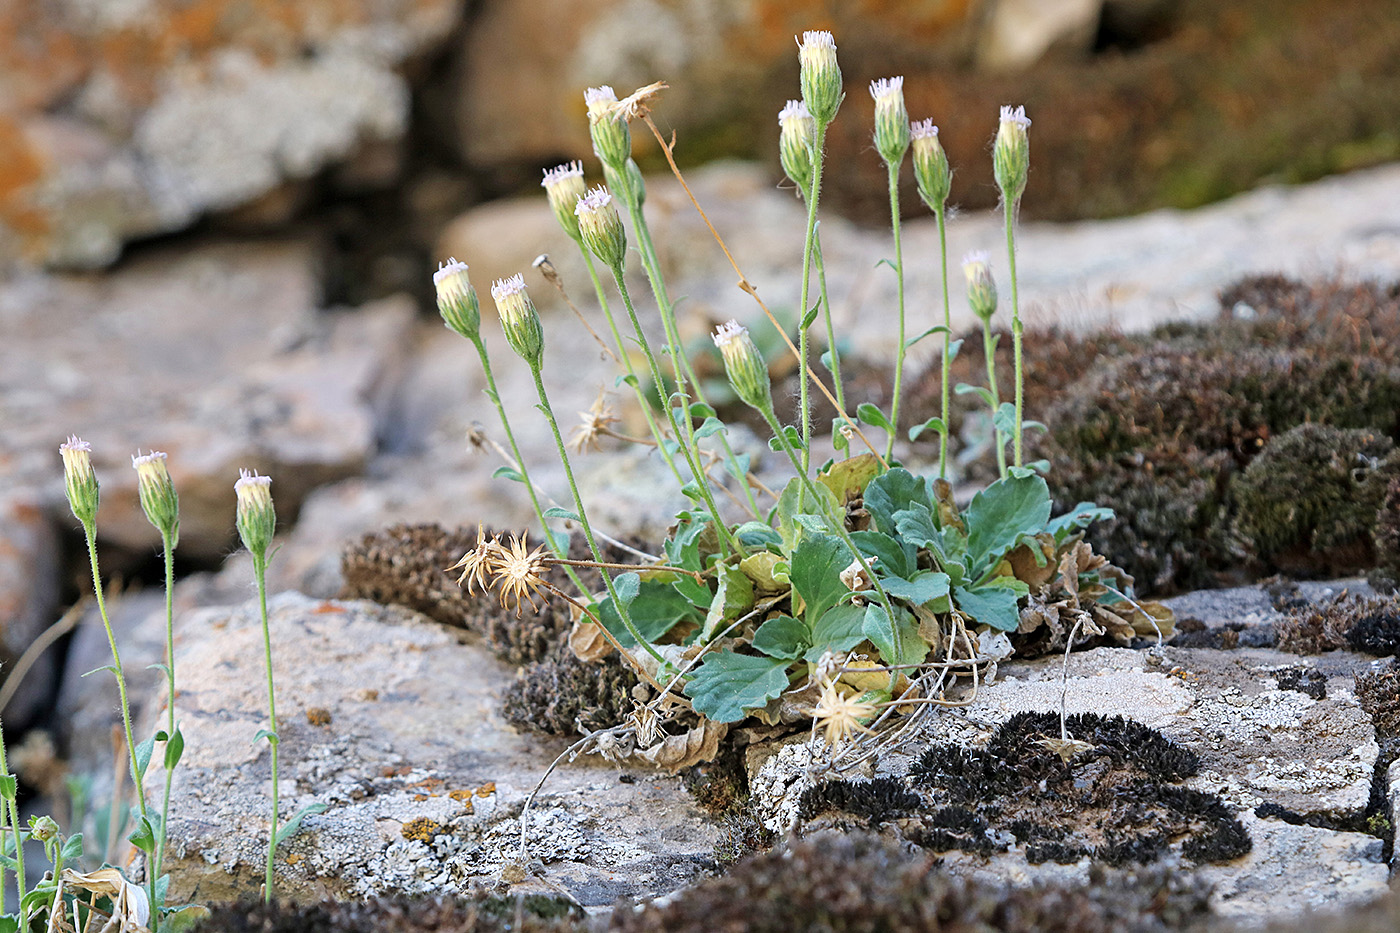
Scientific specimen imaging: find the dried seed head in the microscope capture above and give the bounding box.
[911,119,951,211]
[491,274,545,370]
[490,533,550,615]
[812,682,876,746]
[962,250,998,321]
[869,77,910,167]
[448,523,504,595]
[433,258,480,340]
[778,100,815,196]
[60,435,100,526]
[585,85,631,171]
[574,185,628,271]
[132,449,179,544]
[541,162,588,241]
[797,30,843,125]
[569,391,621,454]
[993,104,1031,206]
[234,468,275,560]
[712,320,773,414]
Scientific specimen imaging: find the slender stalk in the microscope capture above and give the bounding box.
[885,160,908,463]
[529,368,669,667]
[607,267,742,559]
[1005,209,1024,468]
[981,319,1007,479]
[252,552,279,903]
[812,231,845,414]
[154,528,176,887]
[797,119,830,474]
[0,723,23,926]
[935,205,952,478]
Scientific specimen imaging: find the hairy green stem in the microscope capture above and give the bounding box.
[797,119,830,474]
[253,552,279,904]
[981,318,1007,479]
[0,722,23,926]
[935,206,952,478]
[812,231,845,415]
[154,528,177,890]
[1005,207,1024,468]
[885,160,908,463]
[529,368,669,667]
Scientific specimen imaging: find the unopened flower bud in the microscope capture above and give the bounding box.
[585,86,631,172]
[962,251,998,321]
[993,105,1031,205]
[60,435,100,526]
[132,450,179,545]
[575,186,627,271]
[491,274,545,370]
[234,469,275,561]
[797,30,843,125]
[541,162,588,241]
[869,77,910,167]
[433,258,480,340]
[712,320,773,414]
[778,100,815,195]
[911,119,950,211]
[29,815,59,843]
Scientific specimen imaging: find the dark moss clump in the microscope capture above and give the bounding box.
[499,641,638,736]
[614,831,1213,933]
[680,741,750,817]
[711,810,776,864]
[903,712,1242,866]
[1277,594,1400,656]
[1369,477,1400,593]
[797,778,922,827]
[1233,425,1400,575]
[1273,667,1327,700]
[1355,661,1400,738]
[196,894,587,933]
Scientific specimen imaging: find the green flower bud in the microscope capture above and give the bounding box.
[962,250,998,321]
[541,162,587,241]
[434,257,481,340]
[798,30,843,126]
[60,435,100,527]
[234,469,276,561]
[491,274,545,370]
[869,77,910,168]
[585,86,631,172]
[132,449,179,546]
[911,119,950,211]
[993,105,1031,206]
[778,99,815,196]
[575,186,628,271]
[712,320,773,414]
[28,815,59,843]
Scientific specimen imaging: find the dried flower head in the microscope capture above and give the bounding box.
[569,391,621,453]
[574,185,628,270]
[541,162,588,241]
[712,320,773,414]
[434,258,480,340]
[797,30,842,125]
[911,118,951,211]
[812,681,876,746]
[60,435,100,526]
[869,76,910,167]
[132,449,179,544]
[962,250,998,321]
[994,104,1031,205]
[491,274,545,369]
[448,523,505,595]
[234,468,275,560]
[490,533,550,614]
[778,100,815,195]
[585,85,631,171]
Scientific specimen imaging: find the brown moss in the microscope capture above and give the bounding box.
[1276,593,1400,656]
[197,894,587,932]
[499,641,638,737]
[1370,476,1400,594]
[1354,662,1400,739]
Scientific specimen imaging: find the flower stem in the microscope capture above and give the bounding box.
[0,724,24,926]
[1004,205,1024,468]
[154,527,177,888]
[812,230,845,415]
[253,552,279,904]
[797,119,830,474]
[885,160,907,463]
[529,368,669,668]
[935,205,951,478]
[981,318,1007,479]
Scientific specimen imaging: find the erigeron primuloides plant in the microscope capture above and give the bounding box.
[437,29,1171,773]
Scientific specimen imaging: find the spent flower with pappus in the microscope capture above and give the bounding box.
[435,30,1167,779]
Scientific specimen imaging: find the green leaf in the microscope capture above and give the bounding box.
[801,302,821,331]
[992,401,1019,436]
[816,452,882,505]
[790,534,852,625]
[894,505,967,583]
[61,831,85,862]
[684,651,790,723]
[597,578,705,647]
[864,468,928,535]
[20,883,60,916]
[954,383,997,408]
[679,481,707,503]
[80,664,119,678]
[164,727,185,772]
[862,604,926,668]
[1009,460,1051,478]
[613,571,641,606]
[830,419,850,451]
[543,506,579,521]
[160,905,214,933]
[1047,502,1114,540]
[689,401,716,419]
[953,584,1022,631]
[908,416,946,442]
[0,914,19,933]
[856,403,894,432]
[128,814,156,854]
[734,521,782,550]
[695,416,726,440]
[752,615,810,659]
[945,337,963,363]
[879,571,951,609]
[274,801,328,848]
[774,477,840,552]
[702,564,755,642]
[849,530,916,579]
[723,451,753,484]
[964,473,1052,573]
[134,735,156,783]
[738,550,788,590]
[820,350,838,373]
[806,604,870,661]
[905,324,950,350]
[254,728,279,746]
[491,466,524,483]
[0,774,15,800]
[664,514,710,571]
[767,424,805,452]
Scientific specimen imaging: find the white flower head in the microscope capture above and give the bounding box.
[779,99,811,126]
[911,118,938,140]
[798,30,836,53]
[869,76,903,101]
[491,273,527,304]
[131,449,167,469]
[574,185,613,216]
[962,249,990,268]
[999,104,1031,129]
[711,319,747,349]
[433,257,469,287]
[541,161,584,189]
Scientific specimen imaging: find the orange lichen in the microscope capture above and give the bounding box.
[399,817,442,843]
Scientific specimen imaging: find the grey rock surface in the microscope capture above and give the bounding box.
[0,489,62,729]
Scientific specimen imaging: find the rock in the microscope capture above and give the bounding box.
[146,591,720,905]
[0,489,62,730]
[0,1,460,269]
[977,0,1105,71]
[0,239,417,562]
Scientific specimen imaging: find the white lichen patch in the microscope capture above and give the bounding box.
[750,741,825,834]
